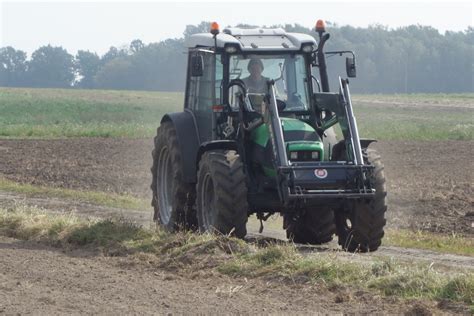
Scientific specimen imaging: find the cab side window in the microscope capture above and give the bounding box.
[186,51,223,142]
[197,53,215,112]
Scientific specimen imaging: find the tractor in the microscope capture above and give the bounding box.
[151,20,387,252]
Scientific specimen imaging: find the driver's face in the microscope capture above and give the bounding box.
[249,63,263,78]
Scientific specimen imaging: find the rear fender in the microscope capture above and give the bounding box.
[360,138,377,149]
[161,111,200,183]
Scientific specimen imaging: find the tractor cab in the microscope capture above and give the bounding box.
[151,21,387,252]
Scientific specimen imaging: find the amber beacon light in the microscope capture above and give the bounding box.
[210,22,220,35]
[315,19,326,33]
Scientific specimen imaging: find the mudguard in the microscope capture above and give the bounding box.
[161,111,200,183]
[360,138,377,149]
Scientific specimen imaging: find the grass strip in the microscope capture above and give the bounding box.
[1,179,472,257]
[0,177,149,211]
[248,216,474,257]
[385,229,474,257]
[0,204,472,307]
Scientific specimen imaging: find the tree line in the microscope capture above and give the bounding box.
[0,22,472,93]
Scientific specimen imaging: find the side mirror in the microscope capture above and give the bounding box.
[191,55,203,77]
[346,57,356,78]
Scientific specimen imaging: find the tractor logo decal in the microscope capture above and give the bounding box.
[314,169,328,179]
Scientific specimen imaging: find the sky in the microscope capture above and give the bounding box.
[1,0,472,56]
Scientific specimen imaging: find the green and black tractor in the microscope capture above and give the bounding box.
[151,21,387,252]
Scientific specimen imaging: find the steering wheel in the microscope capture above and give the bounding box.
[227,79,249,111]
[228,79,247,96]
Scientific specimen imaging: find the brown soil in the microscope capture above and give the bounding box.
[0,236,461,315]
[0,138,472,235]
[0,138,473,314]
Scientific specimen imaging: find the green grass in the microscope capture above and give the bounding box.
[385,229,474,256]
[353,93,474,105]
[352,93,474,140]
[0,177,149,211]
[0,87,182,138]
[1,204,472,307]
[354,103,474,141]
[220,245,473,304]
[248,215,474,257]
[0,87,472,140]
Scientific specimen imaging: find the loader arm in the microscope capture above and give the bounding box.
[262,80,289,202]
[261,81,375,207]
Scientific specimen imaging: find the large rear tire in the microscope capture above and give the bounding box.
[284,207,336,244]
[150,122,197,231]
[196,150,248,238]
[335,148,387,252]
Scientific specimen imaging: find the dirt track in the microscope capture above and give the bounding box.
[0,138,472,235]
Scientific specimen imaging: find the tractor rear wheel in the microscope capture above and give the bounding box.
[196,150,248,238]
[335,148,387,252]
[284,207,336,244]
[150,121,197,231]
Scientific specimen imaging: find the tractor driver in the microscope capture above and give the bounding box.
[242,58,269,112]
[243,58,268,94]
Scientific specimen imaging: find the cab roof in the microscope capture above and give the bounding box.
[187,27,317,52]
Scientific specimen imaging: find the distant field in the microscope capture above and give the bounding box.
[353,94,474,140]
[0,88,181,138]
[0,87,472,140]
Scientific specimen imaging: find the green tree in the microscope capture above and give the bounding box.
[130,39,144,54]
[27,45,74,88]
[101,46,128,65]
[0,46,27,87]
[74,50,101,88]
[183,21,211,39]
[94,58,136,90]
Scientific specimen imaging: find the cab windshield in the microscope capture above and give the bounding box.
[229,54,310,112]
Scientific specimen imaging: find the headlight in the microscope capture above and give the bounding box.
[302,44,314,53]
[225,45,238,53]
[290,151,298,160]
[311,151,319,159]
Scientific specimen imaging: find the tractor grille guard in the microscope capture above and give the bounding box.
[279,163,376,200]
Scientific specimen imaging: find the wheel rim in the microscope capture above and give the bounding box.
[157,146,173,225]
[201,172,216,231]
[336,211,354,248]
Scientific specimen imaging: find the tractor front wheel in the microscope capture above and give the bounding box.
[196,150,248,238]
[284,207,336,244]
[335,148,387,252]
